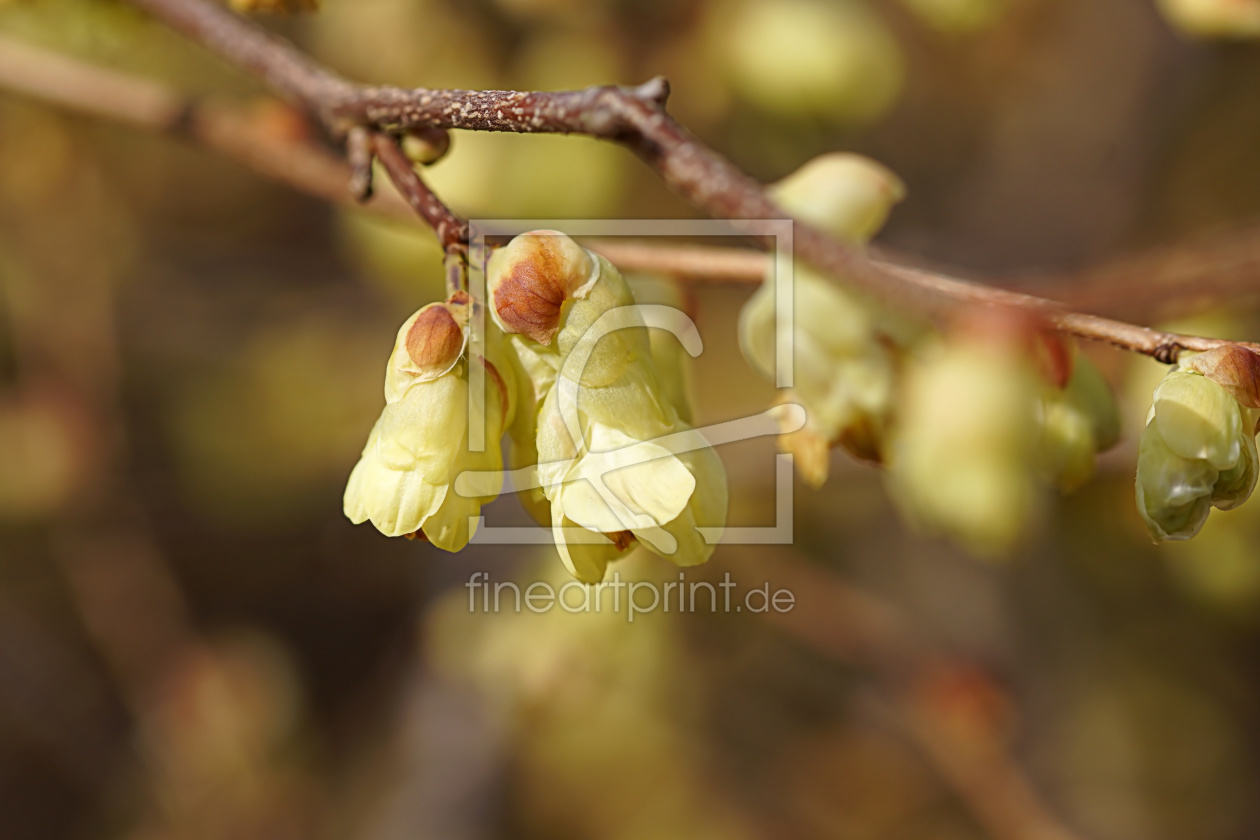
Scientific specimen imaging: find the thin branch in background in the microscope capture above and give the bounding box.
[730,548,1085,840]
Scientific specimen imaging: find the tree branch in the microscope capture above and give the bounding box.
[113,0,1258,362]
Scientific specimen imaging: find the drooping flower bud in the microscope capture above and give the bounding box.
[488,232,727,582]
[1136,354,1260,542]
[1036,354,1122,493]
[344,294,512,551]
[739,153,914,485]
[886,325,1040,556]
[487,230,597,346]
[1156,0,1260,38]
[770,153,906,244]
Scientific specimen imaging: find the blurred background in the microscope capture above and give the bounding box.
[3,0,1260,838]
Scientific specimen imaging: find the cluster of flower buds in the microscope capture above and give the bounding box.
[739,153,913,486]
[344,231,727,583]
[887,320,1121,555]
[343,292,515,551]
[1136,345,1260,541]
[1156,0,1260,38]
[487,232,728,583]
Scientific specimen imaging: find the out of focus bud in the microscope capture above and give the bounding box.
[718,0,903,124]
[344,294,512,551]
[887,324,1040,556]
[770,153,906,244]
[1156,0,1260,38]
[740,153,915,485]
[1036,354,1121,492]
[1136,360,1260,541]
[898,0,1013,33]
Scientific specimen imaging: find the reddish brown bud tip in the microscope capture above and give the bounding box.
[405,303,466,378]
[487,231,594,345]
[1182,344,1260,409]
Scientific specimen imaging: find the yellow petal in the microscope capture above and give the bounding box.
[1153,370,1242,471]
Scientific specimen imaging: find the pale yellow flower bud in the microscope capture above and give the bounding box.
[770,153,906,244]
[491,232,727,580]
[344,296,511,551]
[720,0,904,124]
[487,230,597,345]
[887,334,1039,556]
[739,153,912,483]
[1157,0,1260,38]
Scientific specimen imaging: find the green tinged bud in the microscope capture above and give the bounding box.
[1135,362,1260,542]
[1036,355,1121,493]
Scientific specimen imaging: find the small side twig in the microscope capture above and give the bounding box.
[369,132,467,263]
[727,548,1085,840]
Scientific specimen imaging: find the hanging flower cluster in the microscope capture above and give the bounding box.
[1136,345,1260,541]
[739,153,915,485]
[738,152,1123,554]
[345,232,727,582]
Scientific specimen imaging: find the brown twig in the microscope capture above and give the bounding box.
[109,0,1260,363]
[369,132,467,260]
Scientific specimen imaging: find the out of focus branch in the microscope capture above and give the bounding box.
[729,548,1085,840]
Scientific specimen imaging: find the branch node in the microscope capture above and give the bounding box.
[1153,342,1181,365]
[634,76,671,107]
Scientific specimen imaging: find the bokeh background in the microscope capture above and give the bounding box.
[4,0,1260,838]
